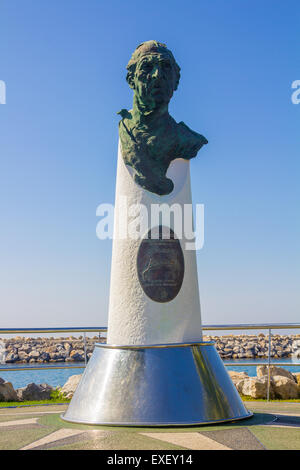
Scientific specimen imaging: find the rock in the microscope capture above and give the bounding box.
[69,350,84,361]
[293,373,300,386]
[222,352,233,358]
[39,352,50,362]
[29,350,40,359]
[59,374,82,399]
[5,352,19,363]
[223,348,233,353]
[49,352,67,361]
[64,342,72,352]
[45,346,58,354]
[17,352,29,363]
[236,376,274,399]
[0,379,19,401]
[245,352,255,358]
[16,382,54,401]
[272,375,300,400]
[257,365,295,382]
[228,371,249,385]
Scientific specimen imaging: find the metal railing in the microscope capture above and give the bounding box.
[202,323,300,401]
[0,323,299,401]
[0,328,107,372]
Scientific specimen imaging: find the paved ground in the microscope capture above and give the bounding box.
[0,402,299,450]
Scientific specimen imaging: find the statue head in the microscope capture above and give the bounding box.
[126,40,181,112]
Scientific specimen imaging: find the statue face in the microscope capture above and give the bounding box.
[132,53,177,110]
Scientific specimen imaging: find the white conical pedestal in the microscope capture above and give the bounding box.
[62,142,252,426]
[107,142,202,345]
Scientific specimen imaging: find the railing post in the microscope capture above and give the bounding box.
[83,332,87,366]
[267,328,272,401]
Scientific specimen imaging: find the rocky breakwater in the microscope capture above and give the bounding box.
[0,334,299,364]
[0,336,106,364]
[203,333,300,359]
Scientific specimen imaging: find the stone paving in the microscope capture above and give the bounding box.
[0,402,299,450]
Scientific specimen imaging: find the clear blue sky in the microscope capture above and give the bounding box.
[1,0,299,329]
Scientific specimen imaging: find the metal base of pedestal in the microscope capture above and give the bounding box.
[62,341,252,426]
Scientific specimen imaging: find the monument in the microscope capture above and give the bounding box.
[62,41,251,425]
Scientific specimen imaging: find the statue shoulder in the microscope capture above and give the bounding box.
[118,109,133,132]
[118,108,132,120]
[117,109,137,149]
[176,121,208,159]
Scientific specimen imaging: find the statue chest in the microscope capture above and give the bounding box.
[131,127,177,161]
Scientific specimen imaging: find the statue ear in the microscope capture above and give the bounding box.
[173,64,181,92]
[126,69,135,90]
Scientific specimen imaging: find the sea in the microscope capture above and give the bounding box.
[0,357,299,389]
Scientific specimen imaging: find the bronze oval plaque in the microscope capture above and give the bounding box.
[137,226,184,303]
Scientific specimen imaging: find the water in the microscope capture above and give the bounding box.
[224,357,300,377]
[0,363,85,389]
[0,358,299,389]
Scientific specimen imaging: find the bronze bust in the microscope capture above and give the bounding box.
[118,40,208,196]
